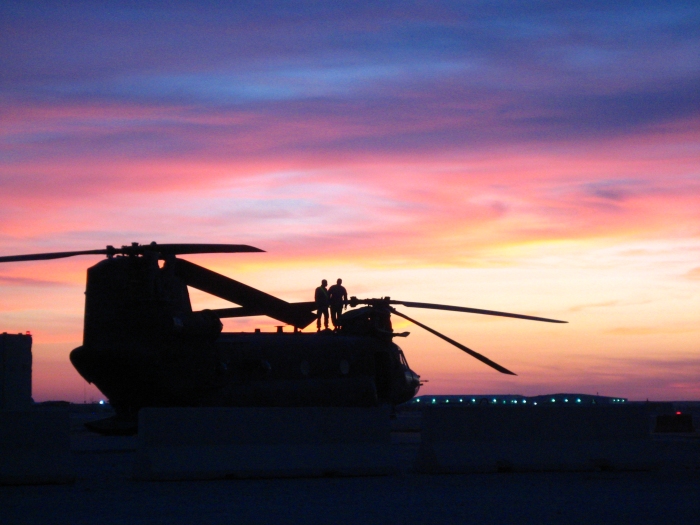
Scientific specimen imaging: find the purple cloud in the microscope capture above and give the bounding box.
[2,0,698,162]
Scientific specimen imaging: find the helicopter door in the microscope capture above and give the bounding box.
[374,352,391,401]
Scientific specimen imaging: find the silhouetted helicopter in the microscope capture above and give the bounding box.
[0,242,566,433]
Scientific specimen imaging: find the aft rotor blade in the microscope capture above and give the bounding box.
[390,301,567,324]
[0,249,109,263]
[390,307,516,375]
[211,302,317,319]
[150,244,264,256]
[173,258,316,328]
[0,243,264,263]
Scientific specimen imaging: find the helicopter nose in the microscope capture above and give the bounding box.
[404,369,421,395]
[411,372,421,395]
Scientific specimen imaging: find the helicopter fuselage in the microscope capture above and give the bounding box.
[72,331,420,416]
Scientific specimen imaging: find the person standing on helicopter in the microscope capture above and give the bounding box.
[328,278,348,330]
[315,279,329,331]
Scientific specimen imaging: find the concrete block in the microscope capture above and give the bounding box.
[652,438,700,471]
[655,414,694,433]
[0,333,32,410]
[134,406,396,480]
[416,405,658,473]
[0,408,73,484]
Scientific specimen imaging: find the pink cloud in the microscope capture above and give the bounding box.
[2,116,698,268]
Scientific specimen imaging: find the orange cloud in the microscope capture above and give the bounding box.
[686,267,700,280]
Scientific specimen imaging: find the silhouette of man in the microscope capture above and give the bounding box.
[328,278,348,330]
[314,279,329,331]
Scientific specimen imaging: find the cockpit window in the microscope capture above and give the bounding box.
[398,350,408,367]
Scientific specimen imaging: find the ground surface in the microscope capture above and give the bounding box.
[1,408,699,525]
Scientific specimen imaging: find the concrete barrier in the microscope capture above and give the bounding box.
[416,405,659,473]
[0,408,73,484]
[133,406,396,480]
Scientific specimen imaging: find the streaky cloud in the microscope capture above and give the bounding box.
[0,275,68,287]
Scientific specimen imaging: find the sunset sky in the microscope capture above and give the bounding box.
[1,1,699,402]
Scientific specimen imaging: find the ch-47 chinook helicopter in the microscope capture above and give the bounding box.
[0,242,566,433]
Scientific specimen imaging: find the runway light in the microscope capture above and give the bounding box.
[493,398,497,403]
[99,400,104,405]
[534,402,538,405]
[551,398,556,403]
[459,399,463,402]
[446,400,449,403]
[416,399,420,403]
[676,411,682,415]
[564,399,568,402]
[472,398,476,403]
[576,399,581,403]
[523,400,527,404]
[432,398,436,404]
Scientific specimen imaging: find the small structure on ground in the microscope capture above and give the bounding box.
[0,332,32,410]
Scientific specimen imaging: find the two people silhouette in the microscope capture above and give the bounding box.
[315,279,348,331]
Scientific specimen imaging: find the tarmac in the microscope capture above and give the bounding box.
[1,407,699,525]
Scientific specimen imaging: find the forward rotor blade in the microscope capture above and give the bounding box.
[173,258,316,328]
[390,300,567,324]
[390,307,516,375]
[0,249,109,263]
